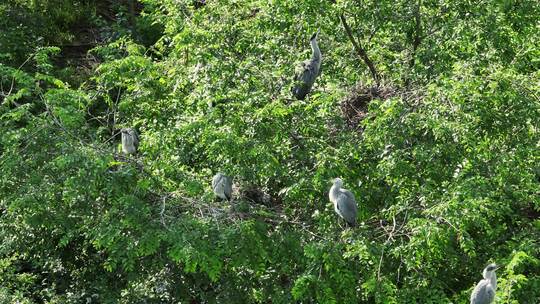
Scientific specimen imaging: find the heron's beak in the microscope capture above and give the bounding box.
[493,265,501,271]
[310,30,319,41]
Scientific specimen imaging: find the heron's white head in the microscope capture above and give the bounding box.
[332,178,343,188]
[121,128,129,134]
[482,263,499,279]
[310,29,320,41]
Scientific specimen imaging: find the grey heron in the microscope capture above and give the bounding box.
[212,172,233,201]
[292,30,322,100]
[329,178,357,227]
[470,263,499,304]
[121,128,139,155]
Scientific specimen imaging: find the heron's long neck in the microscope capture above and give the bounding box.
[490,273,497,291]
[310,39,321,62]
[329,185,341,201]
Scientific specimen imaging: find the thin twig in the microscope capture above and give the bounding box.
[160,194,170,229]
[377,246,385,281]
[1,53,35,105]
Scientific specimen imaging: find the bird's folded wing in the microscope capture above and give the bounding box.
[212,175,222,189]
[294,61,308,81]
[471,281,494,304]
[342,190,356,202]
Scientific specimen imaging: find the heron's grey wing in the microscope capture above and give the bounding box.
[224,176,233,199]
[484,287,495,304]
[336,192,357,225]
[341,189,357,211]
[132,130,139,148]
[298,59,319,84]
[470,280,494,304]
[293,59,320,100]
[294,61,308,81]
[212,174,223,190]
[341,189,356,202]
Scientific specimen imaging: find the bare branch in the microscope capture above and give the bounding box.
[340,13,380,85]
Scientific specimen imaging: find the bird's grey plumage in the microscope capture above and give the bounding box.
[471,263,499,304]
[212,173,233,201]
[121,128,139,155]
[292,30,322,100]
[329,178,358,227]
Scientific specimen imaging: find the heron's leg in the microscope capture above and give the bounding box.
[338,217,345,229]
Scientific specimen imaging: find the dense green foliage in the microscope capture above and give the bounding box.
[1,0,539,303]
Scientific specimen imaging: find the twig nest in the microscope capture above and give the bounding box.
[340,83,396,131]
[240,186,275,206]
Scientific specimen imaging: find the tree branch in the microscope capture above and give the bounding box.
[340,13,379,85]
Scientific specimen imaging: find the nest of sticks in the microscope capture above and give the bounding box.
[340,83,398,132]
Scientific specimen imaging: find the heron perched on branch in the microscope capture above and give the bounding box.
[121,128,139,155]
[212,172,233,201]
[329,178,357,227]
[470,263,499,304]
[292,29,322,100]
